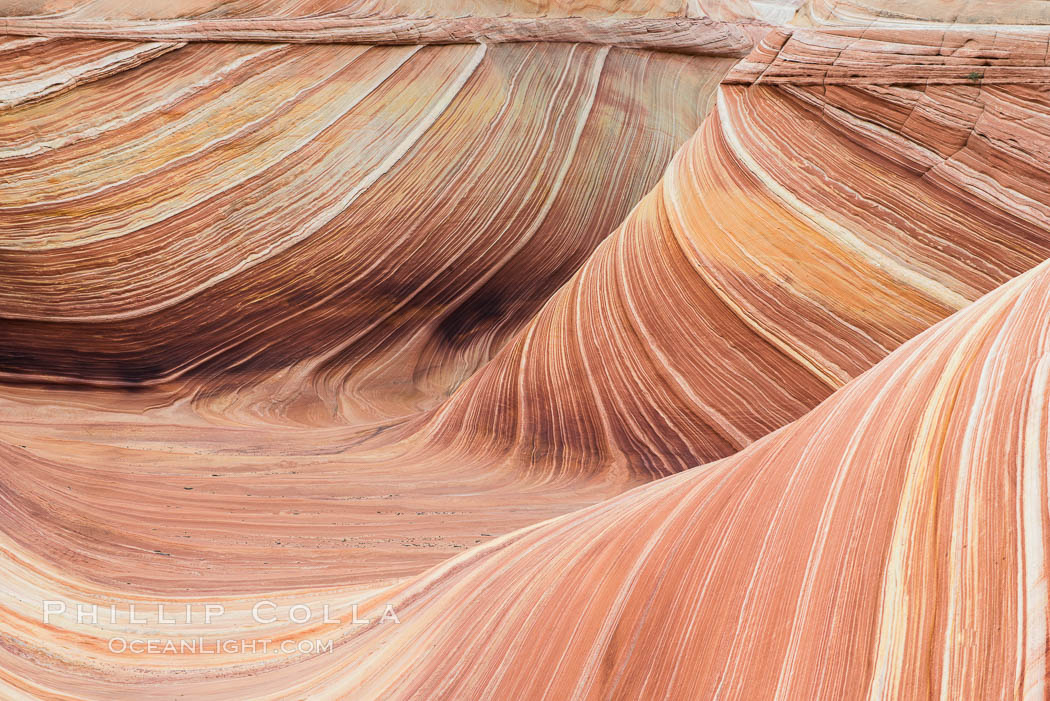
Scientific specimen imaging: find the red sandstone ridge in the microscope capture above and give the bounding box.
[341,252,1050,699]
[0,0,781,20]
[0,16,756,55]
[178,244,1050,700]
[2,0,1050,698]
[419,27,1050,479]
[0,0,772,55]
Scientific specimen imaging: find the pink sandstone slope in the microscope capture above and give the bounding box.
[8,187,1050,700]
[2,2,1050,698]
[332,248,1050,700]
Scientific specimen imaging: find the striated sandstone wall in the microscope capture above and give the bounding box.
[3,1,1050,698]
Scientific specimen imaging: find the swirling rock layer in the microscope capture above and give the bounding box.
[327,252,1050,700]
[4,7,1050,700]
[0,37,742,606]
[0,40,730,403]
[428,29,1050,479]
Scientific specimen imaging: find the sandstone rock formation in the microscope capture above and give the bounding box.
[336,254,1050,700]
[0,0,770,20]
[0,35,742,599]
[182,249,1050,699]
[797,0,1050,25]
[2,0,1050,697]
[425,26,1050,478]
